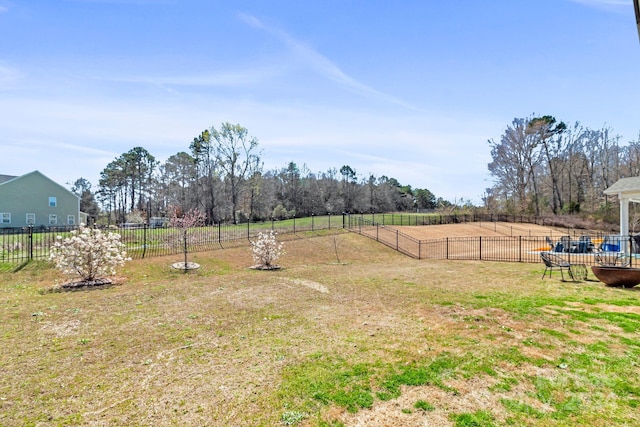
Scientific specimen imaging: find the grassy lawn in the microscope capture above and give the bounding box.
[1,231,639,426]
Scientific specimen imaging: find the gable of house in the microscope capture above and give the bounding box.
[0,170,80,228]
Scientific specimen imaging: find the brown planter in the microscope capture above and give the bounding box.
[591,266,640,288]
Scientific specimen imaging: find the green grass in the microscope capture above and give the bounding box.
[450,410,496,427]
[414,399,435,411]
[500,398,545,419]
[351,212,457,226]
[280,355,378,413]
[1,232,640,426]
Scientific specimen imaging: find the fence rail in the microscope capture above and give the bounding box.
[0,215,344,264]
[345,216,636,267]
[0,212,626,267]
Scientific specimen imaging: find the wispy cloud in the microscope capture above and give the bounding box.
[93,11,419,112]
[239,13,421,111]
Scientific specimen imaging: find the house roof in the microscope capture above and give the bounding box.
[603,177,640,201]
[0,170,79,199]
[0,174,18,184]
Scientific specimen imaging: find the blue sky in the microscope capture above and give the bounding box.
[1,0,638,204]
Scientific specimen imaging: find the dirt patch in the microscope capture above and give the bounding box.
[40,319,82,337]
[336,367,568,427]
[565,301,640,315]
[357,222,588,262]
[334,303,582,427]
[393,222,568,240]
[282,277,329,294]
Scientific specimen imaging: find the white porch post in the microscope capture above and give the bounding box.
[604,179,640,255]
[620,197,630,254]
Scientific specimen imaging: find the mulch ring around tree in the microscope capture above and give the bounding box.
[171,262,201,271]
[249,265,282,271]
[57,278,115,290]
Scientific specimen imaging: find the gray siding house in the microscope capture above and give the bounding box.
[0,170,82,228]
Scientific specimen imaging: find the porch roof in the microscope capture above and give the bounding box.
[604,177,640,203]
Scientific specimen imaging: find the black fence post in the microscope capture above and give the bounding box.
[519,236,522,263]
[446,237,449,259]
[218,221,221,243]
[247,221,250,239]
[142,224,147,259]
[29,226,33,260]
[479,236,482,261]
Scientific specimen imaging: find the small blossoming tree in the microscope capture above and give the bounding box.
[168,206,206,271]
[49,224,130,283]
[251,230,285,269]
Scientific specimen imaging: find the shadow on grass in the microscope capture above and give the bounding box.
[11,261,31,272]
[1,260,50,273]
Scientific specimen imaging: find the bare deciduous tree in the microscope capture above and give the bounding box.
[211,123,262,224]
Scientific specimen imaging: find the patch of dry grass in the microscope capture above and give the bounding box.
[1,229,639,426]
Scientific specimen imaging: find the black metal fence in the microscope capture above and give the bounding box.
[348,212,574,228]
[0,225,71,263]
[345,216,634,267]
[0,212,628,267]
[0,215,343,263]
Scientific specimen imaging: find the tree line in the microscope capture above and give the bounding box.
[486,115,639,221]
[75,122,440,225]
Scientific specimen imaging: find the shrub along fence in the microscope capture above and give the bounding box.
[344,215,634,267]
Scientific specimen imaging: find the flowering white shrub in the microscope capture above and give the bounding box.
[251,230,285,269]
[49,225,130,282]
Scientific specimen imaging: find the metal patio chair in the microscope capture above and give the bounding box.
[540,252,574,281]
[545,236,555,251]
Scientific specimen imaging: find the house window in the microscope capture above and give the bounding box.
[49,197,57,207]
[67,215,75,225]
[1,213,10,224]
[49,214,57,225]
[26,213,35,225]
